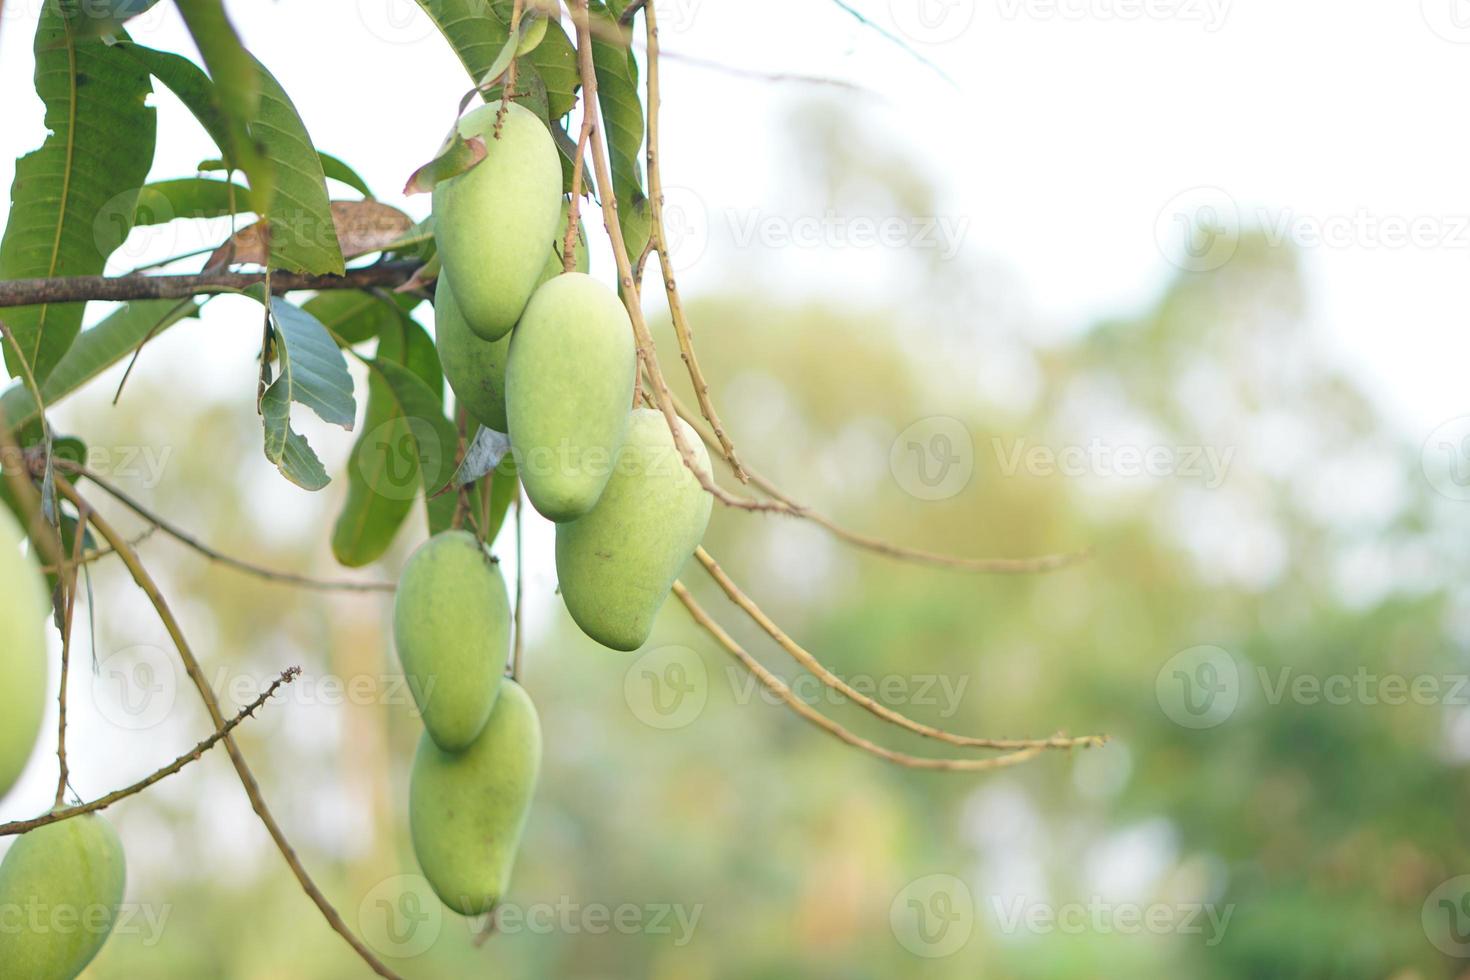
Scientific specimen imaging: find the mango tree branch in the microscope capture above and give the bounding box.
[0,262,425,308]
[52,476,406,980]
[668,387,1093,574]
[694,547,1105,751]
[0,668,302,837]
[644,1,748,482]
[57,460,395,593]
[568,0,791,515]
[672,582,1050,772]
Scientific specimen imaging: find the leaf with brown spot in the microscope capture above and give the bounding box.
[206,201,414,269]
[403,134,487,196]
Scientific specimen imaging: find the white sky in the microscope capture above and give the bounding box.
[1,0,1466,445]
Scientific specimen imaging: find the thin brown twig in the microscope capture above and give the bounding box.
[694,547,1104,751]
[54,497,89,806]
[58,461,396,592]
[563,31,596,275]
[0,262,424,308]
[643,2,747,482]
[1,668,302,837]
[55,476,404,980]
[38,525,159,575]
[668,389,1091,574]
[672,582,1048,772]
[495,0,526,139]
[568,0,791,516]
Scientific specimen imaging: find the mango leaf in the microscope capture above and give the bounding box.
[116,42,273,214]
[332,323,457,566]
[175,0,258,127]
[0,299,199,428]
[250,56,344,275]
[0,8,157,384]
[133,178,251,225]
[319,152,375,199]
[403,135,487,196]
[588,3,643,200]
[260,298,356,490]
[306,291,419,347]
[414,0,509,80]
[531,19,578,119]
[208,201,412,268]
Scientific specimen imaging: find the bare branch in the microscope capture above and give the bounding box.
[58,461,395,593]
[669,389,1091,574]
[55,476,405,980]
[0,262,425,309]
[568,1,795,516]
[673,582,1051,772]
[695,547,1104,751]
[0,668,302,837]
[644,2,748,482]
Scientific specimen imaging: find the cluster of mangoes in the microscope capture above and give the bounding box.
[0,507,128,979]
[399,102,713,918]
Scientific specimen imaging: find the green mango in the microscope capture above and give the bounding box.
[437,203,589,433]
[435,269,511,433]
[505,273,636,522]
[410,679,541,917]
[556,409,714,651]
[0,505,49,801]
[432,102,561,341]
[394,531,510,751]
[0,812,127,979]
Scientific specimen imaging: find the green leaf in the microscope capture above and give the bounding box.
[414,0,509,80]
[0,300,199,429]
[175,0,259,127]
[319,152,375,199]
[260,298,356,490]
[133,178,251,225]
[331,323,457,566]
[305,291,416,347]
[117,42,273,214]
[0,7,157,384]
[531,19,578,119]
[403,133,488,196]
[483,453,518,544]
[587,3,649,253]
[251,57,345,275]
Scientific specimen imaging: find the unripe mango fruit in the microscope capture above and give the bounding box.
[394,531,510,752]
[410,679,540,917]
[505,273,636,522]
[0,812,127,979]
[436,269,512,433]
[0,505,49,801]
[556,409,714,651]
[432,102,561,341]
